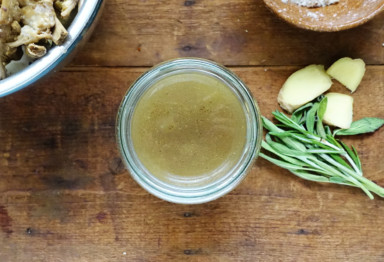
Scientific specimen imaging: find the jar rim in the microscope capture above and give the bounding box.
[116,58,262,204]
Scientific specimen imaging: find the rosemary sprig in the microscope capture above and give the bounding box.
[260,98,384,199]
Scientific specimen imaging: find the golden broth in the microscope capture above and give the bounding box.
[131,72,246,183]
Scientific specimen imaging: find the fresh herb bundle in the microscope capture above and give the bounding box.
[260,97,384,199]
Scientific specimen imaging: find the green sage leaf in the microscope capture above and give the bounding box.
[259,153,303,170]
[316,98,328,138]
[329,177,355,187]
[339,141,362,174]
[334,117,384,136]
[325,125,332,136]
[273,111,306,132]
[291,111,303,124]
[352,146,362,170]
[306,149,341,154]
[289,170,330,183]
[262,141,305,166]
[316,120,326,139]
[329,154,353,171]
[292,102,313,115]
[305,102,319,133]
[292,103,313,124]
[262,116,282,133]
[267,140,310,158]
[317,97,328,120]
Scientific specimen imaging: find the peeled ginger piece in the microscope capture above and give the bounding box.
[326,57,365,93]
[278,65,332,113]
[323,93,353,129]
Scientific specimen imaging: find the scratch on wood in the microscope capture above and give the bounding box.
[42,136,59,149]
[178,38,210,57]
[74,159,88,170]
[183,211,198,217]
[180,45,195,52]
[292,229,321,235]
[109,157,125,175]
[184,0,196,6]
[99,172,121,243]
[184,248,202,255]
[96,211,108,223]
[24,228,59,238]
[0,206,13,236]
[41,175,81,190]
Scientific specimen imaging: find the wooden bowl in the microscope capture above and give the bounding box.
[263,0,384,31]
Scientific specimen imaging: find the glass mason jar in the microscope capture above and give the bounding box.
[116,58,262,204]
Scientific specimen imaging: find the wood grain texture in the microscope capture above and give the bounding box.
[1,0,384,261]
[0,66,383,261]
[71,0,384,67]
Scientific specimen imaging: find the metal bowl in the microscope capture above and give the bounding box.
[0,0,104,97]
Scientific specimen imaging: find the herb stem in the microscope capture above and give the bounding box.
[261,99,384,199]
[307,133,362,175]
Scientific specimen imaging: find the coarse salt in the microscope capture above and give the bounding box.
[307,11,318,19]
[283,0,339,7]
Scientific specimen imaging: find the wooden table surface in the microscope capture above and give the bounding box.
[1,1,384,261]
